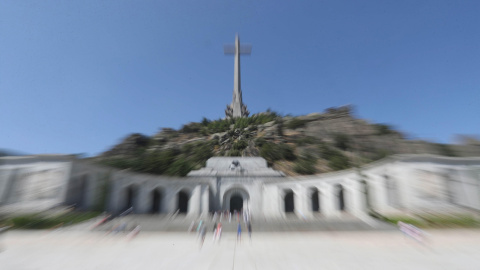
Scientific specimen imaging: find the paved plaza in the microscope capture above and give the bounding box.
[1,229,480,269]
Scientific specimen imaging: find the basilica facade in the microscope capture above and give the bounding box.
[1,154,480,220]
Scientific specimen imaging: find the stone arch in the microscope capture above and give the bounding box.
[335,184,346,211]
[230,194,243,212]
[222,187,250,213]
[309,187,320,212]
[177,189,190,214]
[124,185,139,212]
[209,186,215,212]
[75,175,87,209]
[150,187,164,214]
[284,189,295,213]
[75,174,89,209]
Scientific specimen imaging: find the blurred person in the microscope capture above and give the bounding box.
[91,214,110,230]
[398,221,427,246]
[127,225,141,240]
[196,220,203,233]
[212,222,218,241]
[237,222,242,242]
[247,222,252,240]
[188,220,195,233]
[199,225,207,248]
[216,222,222,242]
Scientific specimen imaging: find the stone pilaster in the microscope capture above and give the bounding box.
[188,185,201,217]
[321,184,335,218]
[295,185,311,219]
[201,185,210,216]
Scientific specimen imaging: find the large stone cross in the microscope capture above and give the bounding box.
[224,34,251,118]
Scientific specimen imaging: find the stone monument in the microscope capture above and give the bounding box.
[225,34,250,118]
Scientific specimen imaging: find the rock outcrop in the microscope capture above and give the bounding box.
[95,106,480,176]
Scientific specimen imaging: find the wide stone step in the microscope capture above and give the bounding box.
[90,214,397,232]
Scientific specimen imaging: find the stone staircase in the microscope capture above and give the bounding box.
[88,213,396,233]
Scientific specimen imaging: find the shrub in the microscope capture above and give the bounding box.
[294,157,316,175]
[374,124,396,135]
[165,157,193,176]
[255,138,267,147]
[260,143,282,162]
[371,149,390,161]
[191,143,213,164]
[280,144,296,161]
[206,118,233,134]
[319,144,351,171]
[260,142,297,162]
[435,144,457,157]
[383,215,479,228]
[319,144,337,159]
[250,111,280,125]
[333,134,351,151]
[227,149,242,156]
[328,154,351,171]
[8,212,100,229]
[201,117,211,126]
[286,118,307,129]
[180,122,203,133]
[294,136,320,146]
[101,158,136,170]
[383,216,426,228]
[233,139,249,151]
[234,117,250,130]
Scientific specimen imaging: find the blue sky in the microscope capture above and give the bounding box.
[1,1,479,156]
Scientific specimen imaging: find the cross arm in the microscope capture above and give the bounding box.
[223,44,252,55]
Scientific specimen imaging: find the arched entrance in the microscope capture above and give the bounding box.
[150,188,163,214]
[284,189,294,213]
[230,194,243,212]
[335,184,345,211]
[177,190,189,214]
[76,175,88,209]
[124,185,138,212]
[222,187,250,213]
[310,187,320,212]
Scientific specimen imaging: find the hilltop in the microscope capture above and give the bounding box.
[92,106,480,176]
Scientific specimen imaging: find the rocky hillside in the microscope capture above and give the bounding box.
[92,106,480,176]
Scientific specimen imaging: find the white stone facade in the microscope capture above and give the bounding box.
[1,155,480,220]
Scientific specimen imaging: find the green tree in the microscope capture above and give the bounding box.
[333,134,351,151]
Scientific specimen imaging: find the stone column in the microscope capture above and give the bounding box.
[188,185,201,217]
[364,175,378,211]
[294,185,311,219]
[261,185,279,220]
[321,184,336,218]
[347,179,366,216]
[108,179,123,214]
[163,187,177,214]
[136,185,151,214]
[201,185,210,216]
[372,173,394,213]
